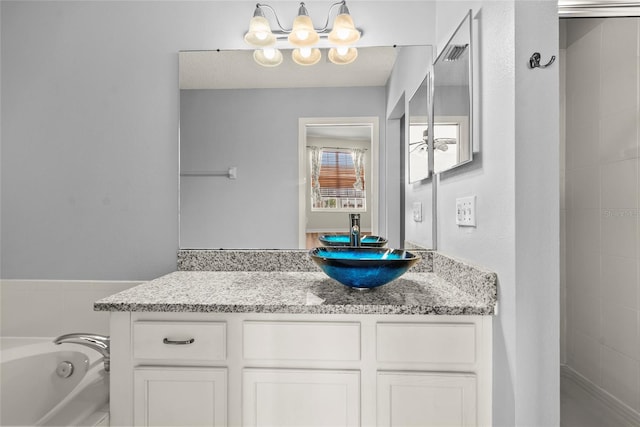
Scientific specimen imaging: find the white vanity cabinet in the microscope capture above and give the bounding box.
[377,372,477,426]
[133,367,227,426]
[243,368,361,427]
[128,320,228,426]
[109,312,492,427]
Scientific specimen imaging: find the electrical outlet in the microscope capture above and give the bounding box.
[413,202,422,222]
[456,196,476,226]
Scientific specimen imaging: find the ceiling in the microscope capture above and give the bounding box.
[179,46,398,90]
[306,125,372,141]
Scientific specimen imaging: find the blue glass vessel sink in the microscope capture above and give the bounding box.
[309,247,421,289]
[318,234,388,247]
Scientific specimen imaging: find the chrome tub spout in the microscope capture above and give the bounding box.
[53,333,110,372]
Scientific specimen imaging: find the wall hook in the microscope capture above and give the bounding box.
[528,52,555,69]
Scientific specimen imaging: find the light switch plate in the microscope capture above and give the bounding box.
[413,202,422,222]
[456,196,476,226]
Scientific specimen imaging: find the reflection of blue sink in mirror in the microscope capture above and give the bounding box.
[309,247,421,289]
[319,234,388,247]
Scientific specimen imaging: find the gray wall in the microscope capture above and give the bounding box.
[1,0,434,279]
[180,87,384,248]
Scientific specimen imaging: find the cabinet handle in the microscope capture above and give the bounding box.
[163,337,195,345]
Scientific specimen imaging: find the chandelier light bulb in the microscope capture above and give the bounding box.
[337,46,349,56]
[292,47,321,66]
[288,3,319,47]
[263,48,276,60]
[253,48,283,67]
[337,28,350,40]
[300,47,312,58]
[328,47,358,65]
[244,6,276,47]
[328,3,360,46]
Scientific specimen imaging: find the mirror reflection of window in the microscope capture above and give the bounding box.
[311,149,366,212]
[433,123,459,173]
[408,72,431,184]
[409,123,429,183]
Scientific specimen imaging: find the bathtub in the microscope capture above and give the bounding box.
[0,338,109,426]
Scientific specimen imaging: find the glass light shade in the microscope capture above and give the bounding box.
[328,47,358,65]
[328,14,360,45]
[288,15,319,47]
[244,16,276,47]
[292,47,321,66]
[253,48,283,67]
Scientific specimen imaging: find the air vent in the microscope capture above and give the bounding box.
[443,44,469,61]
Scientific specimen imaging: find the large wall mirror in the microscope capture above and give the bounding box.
[432,11,473,174]
[408,73,431,183]
[179,46,433,250]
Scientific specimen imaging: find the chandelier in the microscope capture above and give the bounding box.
[244,1,361,67]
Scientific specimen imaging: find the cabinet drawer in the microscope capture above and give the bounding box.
[377,323,476,364]
[133,321,226,361]
[243,321,360,361]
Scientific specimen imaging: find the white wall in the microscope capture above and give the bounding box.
[434,1,559,425]
[564,17,640,413]
[0,0,436,279]
[386,45,435,249]
[180,87,383,248]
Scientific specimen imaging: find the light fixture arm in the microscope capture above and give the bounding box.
[316,1,347,33]
[256,1,361,37]
[255,3,293,33]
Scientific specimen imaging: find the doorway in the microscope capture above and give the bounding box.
[560,16,640,426]
[298,117,379,249]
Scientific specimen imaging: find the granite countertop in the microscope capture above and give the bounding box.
[94,264,496,316]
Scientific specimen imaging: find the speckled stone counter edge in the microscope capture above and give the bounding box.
[177,249,434,273]
[433,252,498,306]
[95,302,493,316]
[176,249,496,305]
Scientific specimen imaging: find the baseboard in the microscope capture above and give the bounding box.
[561,364,640,426]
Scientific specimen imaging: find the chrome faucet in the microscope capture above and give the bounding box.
[54,333,111,372]
[350,213,361,247]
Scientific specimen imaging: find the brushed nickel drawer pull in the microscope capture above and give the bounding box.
[163,338,195,345]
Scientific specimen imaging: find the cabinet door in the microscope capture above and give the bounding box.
[243,369,360,427]
[377,372,476,427]
[134,367,227,426]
